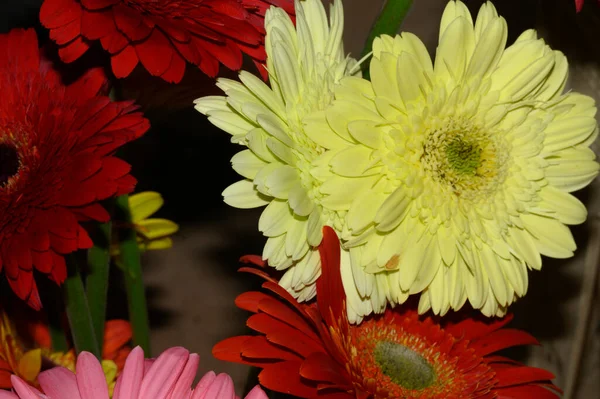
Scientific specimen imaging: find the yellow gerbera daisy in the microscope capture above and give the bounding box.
[194,0,359,303]
[309,0,599,317]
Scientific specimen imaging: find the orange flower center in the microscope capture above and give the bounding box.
[345,312,495,399]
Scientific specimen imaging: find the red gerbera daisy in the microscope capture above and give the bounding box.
[0,29,149,309]
[39,0,295,83]
[214,227,562,399]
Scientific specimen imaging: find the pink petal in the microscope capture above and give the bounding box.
[38,367,82,399]
[166,353,199,399]
[10,376,45,399]
[144,359,155,375]
[138,347,190,399]
[0,391,20,399]
[113,346,145,399]
[191,373,236,399]
[76,352,110,399]
[244,386,268,399]
[192,371,216,397]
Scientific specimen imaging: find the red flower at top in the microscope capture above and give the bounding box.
[0,29,149,309]
[39,0,295,83]
[214,227,562,399]
[576,0,600,11]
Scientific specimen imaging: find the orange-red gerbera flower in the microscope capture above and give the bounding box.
[214,227,562,399]
[0,28,149,309]
[39,0,294,83]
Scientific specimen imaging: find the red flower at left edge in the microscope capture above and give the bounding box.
[0,29,149,309]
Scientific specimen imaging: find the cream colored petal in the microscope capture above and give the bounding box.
[222,180,269,209]
[465,16,507,80]
[320,175,378,211]
[257,113,294,148]
[434,16,475,83]
[259,199,293,237]
[393,33,433,74]
[374,188,412,233]
[370,53,401,104]
[266,137,296,166]
[285,216,309,260]
[303,111,353,150]
[506,226,542,270]
[397,51,430,106]
[536,186,587,225]
[247,128,277,163]
[347,120,384,149]
[265,165,300,199]
[288,182,315,217]
[439,0,473,43]
[543,116,597,154]
[239,71,286,119]
[521,213,576,258]
[544,157,599,192]
[532,50,568,101]
[306,209,324,247]
[330,145,376,177]
[397,233,435,292]
[231,150,267,180]
[193,96,228,114]
[347,190,387,234]
[473,1,499,41]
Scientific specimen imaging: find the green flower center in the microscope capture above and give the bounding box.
[0,143,19,186]
[374,340,436,390]
[445,138,481,176]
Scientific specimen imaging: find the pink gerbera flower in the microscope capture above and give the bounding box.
[0,346,267,399]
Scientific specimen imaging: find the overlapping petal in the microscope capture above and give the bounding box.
[39,0,294,83]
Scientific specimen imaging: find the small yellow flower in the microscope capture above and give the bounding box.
[112,191,179,256]
[308,1,598,319]
[49,351,119,397]
[195,0,359,303]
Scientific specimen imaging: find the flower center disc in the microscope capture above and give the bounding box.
[0,143,19,186]
[445,138,481,176]
[374,340,436,390]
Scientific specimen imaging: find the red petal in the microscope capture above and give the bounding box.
[134,30,173,77]
[49,252,67,285]
[241,336,301,361]
[80,0,120,10]
[67,67,108,102]
[299,351,351,388]
[213,336,258,365]
[472,329,539,357]
[111,46,139,78]
[160,51,186,84]
[113,5,152,41]
[101,31,128,53]
[49,19,81,45]
[58,37,91,63]
[39,0,82,29]
[494,366,556,388]
[258,361,318,398]
[247,313,325,357]
[80,9,116,40]
[444,314,513,341]
[316,226,345,328]
[240,255,265,267]
[575,0,585,12]
[496,385,561,399]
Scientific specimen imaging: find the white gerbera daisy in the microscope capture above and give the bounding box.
[194,0,359,304]
[307,0,599,318]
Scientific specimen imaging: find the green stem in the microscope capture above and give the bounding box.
[48,322,69,353]
[116,194,152,355]
[63,256,101,358]
[360,0,414,80]
[86,221,112,353]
